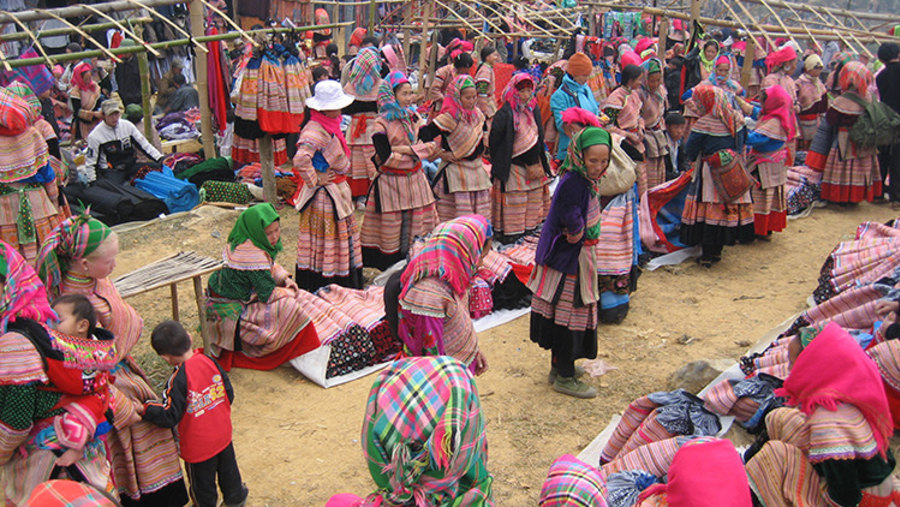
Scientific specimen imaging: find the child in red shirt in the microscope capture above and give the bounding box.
[141,320,248,507]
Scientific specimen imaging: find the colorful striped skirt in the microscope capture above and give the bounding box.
[750,184,786,236]
[296,188,363,291]
[232,134,288,167]
[820,148,881,203]
[360,202,438,271]
[491,178,549,243]
[529,265,598,372]
[644,156,667,192]
[680,176,755,248]
[433,184,491,224]
[106,362,188,504]
[0,184,63,264]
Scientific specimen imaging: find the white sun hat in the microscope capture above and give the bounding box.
[306,79,354,111]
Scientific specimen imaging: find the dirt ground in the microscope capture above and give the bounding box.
[111,201,899,506]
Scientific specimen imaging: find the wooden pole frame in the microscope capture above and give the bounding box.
[79,4,161,57]
[0,10,53,70]
[34,9,124,62]
[122,0,209,54]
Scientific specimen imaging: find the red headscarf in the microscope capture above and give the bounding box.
[765,45,797,72]
[758,85,796,140]
[775,322,893,458]
[70,62,97,93]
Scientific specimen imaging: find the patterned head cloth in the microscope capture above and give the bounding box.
[6,80,41,117]
[440,75,478,124]
[0,240,56,332]
[26,480,117,506]
[560,126,611,208]
[347,47,382,99]
[691,85,741,137]
[400,214,492,299]
[360,356,492,506]
[227,203,282,259]
[758,85,797,141]
[539,454,605,506]
[838,60,872,97]
[500,73,536,130]
[35,214,112,298]
[377,71,416,143]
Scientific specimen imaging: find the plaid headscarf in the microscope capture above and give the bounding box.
[538,454,605,507]
[26,480,117,506]
[228,203,282,259]
[35,214,112,298]
[560,126,611,202]
[400,215,492,299]
[0,240,56,332]
[500,73,536,131]
[839,60,872,97]
[6,79,41,117]
[347,47,382,98]
[10,49,54,96]
[377,71,417,143]
[360,356,492,506]
[691,85,741,137]
[440,75,478,124]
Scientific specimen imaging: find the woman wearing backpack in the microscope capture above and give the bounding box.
[819,62,882,204]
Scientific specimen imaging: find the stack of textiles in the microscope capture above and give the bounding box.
[163,152,203,172]
[133,166,200,213]
[232,43,311,167]
[638,170,693,254]
[289,284,403,385]
[155,108,200,140]
[174,156,235,187]
[785,165,823,216]
[702,218,900,428]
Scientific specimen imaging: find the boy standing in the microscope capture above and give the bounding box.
[142,320,248,507]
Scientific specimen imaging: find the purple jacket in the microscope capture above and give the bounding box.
[534,170,592,275]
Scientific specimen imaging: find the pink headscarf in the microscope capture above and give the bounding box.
[776,322,893,458]
[560,107,602,128]
[715,55,731,68]
[620,50,642,68]
[638,438,753,506]
[70,62,97,93]
[501,73,536,129]
[0,240,56,332]
[758,85,796,140]
[765,45,797,72]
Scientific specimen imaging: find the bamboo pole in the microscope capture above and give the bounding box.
[79,4,161,57]
[658,17,669,53]
[0,0,185,23]
[448,0,503,34]
[739,0,899,24]
[122,0,209,54]
[2,23,354,68]
[731,1,775,48]
[259,135,276,203]
[495,1,564,38]
[34,8,123,62]
[190,0,215,158]
[847,12,880,47]
[368,0,377,33]
[757,0,798,48]
[429,0,487,38]
[136,50,153,140]
[198,0,259,48]
[417,1,432,93]
[822,10,873,59]
[0,10,53,70]
[780,2,821,53]
[740,37,755,90]
[0,17,152,43]
[803,6,863,57]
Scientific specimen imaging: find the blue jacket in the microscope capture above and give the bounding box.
[550,74,600,161]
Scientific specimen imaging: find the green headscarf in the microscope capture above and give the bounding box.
[560,126,611,240]
[35,214,112,298]
[227,203,282,259]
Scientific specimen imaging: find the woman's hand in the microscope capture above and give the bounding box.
[564,228,584,244]
[282,277,299,292]
[439,150,456,163]
[316,170,334,186]
[274,287,298,300]
[56,448,82,467]
[394,145,414,156]
[473,350,488,376]
[876,299,900,317]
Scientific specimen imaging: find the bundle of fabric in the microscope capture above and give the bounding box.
[174,156,235,187]
[638,169,693,254]
[785,164,823,216]
[163,152,203,172]
[133,166,200,213]
[155,110,200,140]
[199,180,254,204]
[599,389,721,466]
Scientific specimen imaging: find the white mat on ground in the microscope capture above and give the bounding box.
[474,307,531,333]
[644,246,701,271]
[290,347,390,389]
[576,312,799,465]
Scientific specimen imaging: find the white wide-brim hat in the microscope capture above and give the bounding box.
[306,79,354,111]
